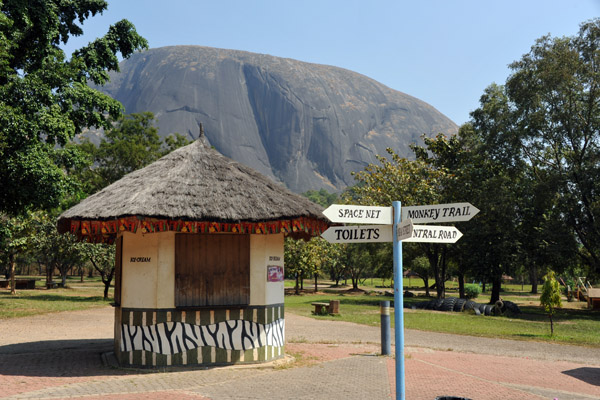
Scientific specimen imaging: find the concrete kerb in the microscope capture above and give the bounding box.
[100,350,297,372]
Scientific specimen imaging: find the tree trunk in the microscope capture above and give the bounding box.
[435,248,448,299]
[294,273,299,295]
[46,265,53,285]
[458,271,465,298]
[549,313,554,336]
[423,276,430,297]
[490,274,502,303]
[9,254,16,295]
[103,280,111,299]
[314,273,318,293]
[352,277,358,289]
[529,267,538,294]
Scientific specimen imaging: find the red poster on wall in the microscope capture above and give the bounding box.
[267,265,284,282]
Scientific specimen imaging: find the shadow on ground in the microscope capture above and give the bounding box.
[562,367,600,386]
[0,339,117,378]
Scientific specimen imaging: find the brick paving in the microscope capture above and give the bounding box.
[1,307,600,399]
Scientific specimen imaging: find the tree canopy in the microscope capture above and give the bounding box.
[71,112,190,195]
[0,0,148,215]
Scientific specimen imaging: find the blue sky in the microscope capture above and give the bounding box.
[62,1,600,126]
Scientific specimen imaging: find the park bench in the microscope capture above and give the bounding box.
[587,288,600,309]
[311,300,340,315]
[16,279,36,289]
[1,279,38,289]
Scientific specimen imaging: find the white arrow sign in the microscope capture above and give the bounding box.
[396,218,413,241]
[403,225,463,243]
[322,204,392,225]
[401,202,479,224]
[321,225,393,243]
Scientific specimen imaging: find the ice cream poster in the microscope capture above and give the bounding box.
[267,265,284,282]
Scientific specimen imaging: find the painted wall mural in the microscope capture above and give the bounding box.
[116,305,285,367]
[120,318,285,354]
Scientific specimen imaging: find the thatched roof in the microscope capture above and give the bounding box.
[58,137,328,240]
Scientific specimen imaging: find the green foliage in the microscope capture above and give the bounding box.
[348,146,456,298]
[540,270,563,335]
[81,242,115,299]
[28,212,87,286]
[464,283,481,299]
[302,189,338,208]
[0,0,148,214]
[504,19,600,277]
[71,112,191,194]
[540,271,562,314]
[346,148,449,207]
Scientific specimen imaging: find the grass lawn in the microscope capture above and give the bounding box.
[284,285,600,347]
[0,276,113,319]
[3,275,599,347]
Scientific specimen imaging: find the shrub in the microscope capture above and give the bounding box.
[464,283,481,299]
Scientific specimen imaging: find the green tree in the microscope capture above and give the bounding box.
[0,213,31,294]
[82,242,115,299]
[453,117,522,304]
[410,256,431,296]
[540,270,563,336]
[412,132,476,299]
[29,213,86,287]
[303,189,339,208]
[302,237,343,291]
[0,0,147,215]
[72,112,190,194]
[284,237,310,294]
[348,148,454,298]
[505,19,600,277]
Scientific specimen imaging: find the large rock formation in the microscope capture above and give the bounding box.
[98,46,457,193]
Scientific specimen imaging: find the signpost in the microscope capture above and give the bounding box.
[396,218,414,241]
[320,225,393,243]
[321,201,477,400]
[401,202,479,223]
[403,225,462,243]
[322,204,392,224]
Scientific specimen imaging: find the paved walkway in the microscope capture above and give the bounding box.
[1,306,599,399]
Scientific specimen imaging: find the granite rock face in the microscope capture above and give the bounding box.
[99,46,457,193]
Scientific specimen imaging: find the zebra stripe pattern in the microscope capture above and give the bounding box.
[120,318,285,355]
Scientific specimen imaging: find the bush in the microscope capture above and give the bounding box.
[464,283,481,299]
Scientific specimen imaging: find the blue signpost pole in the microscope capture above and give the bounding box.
[392,201,405,400]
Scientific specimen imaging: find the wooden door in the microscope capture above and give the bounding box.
[175,233,250,307]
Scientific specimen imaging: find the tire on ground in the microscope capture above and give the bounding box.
[434,298,445,310]
[441,297,457,312]
[453,298,467,312]
[483,304,493,316]
[463,300,477,311]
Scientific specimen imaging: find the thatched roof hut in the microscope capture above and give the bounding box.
[58,136,328,241]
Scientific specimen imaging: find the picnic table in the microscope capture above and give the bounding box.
[311,300,340,315]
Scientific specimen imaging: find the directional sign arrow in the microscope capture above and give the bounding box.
[396,218,413,241]
[321,225,393,243]
[403,225,463,243]
[401,202,479,224]
[322,204,393,225]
